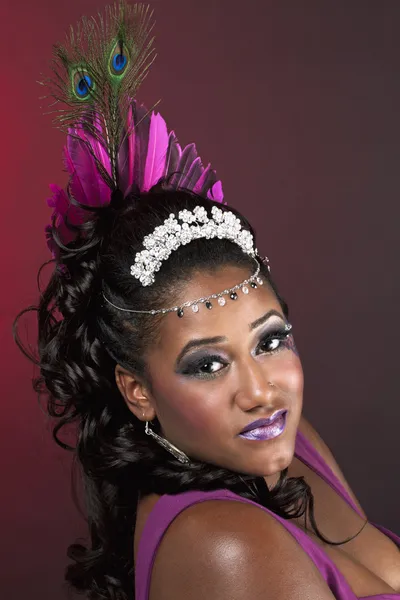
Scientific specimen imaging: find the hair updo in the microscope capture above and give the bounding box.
[15,186,330,600]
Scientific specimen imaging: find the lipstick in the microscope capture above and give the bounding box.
[238,409,287,441]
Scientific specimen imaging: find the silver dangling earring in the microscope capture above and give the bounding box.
[145,421,191,464]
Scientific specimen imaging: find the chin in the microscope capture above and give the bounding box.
[262,450,294,477]
[239,433,297,478]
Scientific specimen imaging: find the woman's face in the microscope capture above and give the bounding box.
[143,265,304,479]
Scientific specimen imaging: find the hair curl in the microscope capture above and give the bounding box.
[14,186,360,600]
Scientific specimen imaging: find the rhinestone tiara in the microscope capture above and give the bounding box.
[130,205,257,287]
[102,204,271,317]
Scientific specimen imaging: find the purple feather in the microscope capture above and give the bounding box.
[164,131,182,179]
[179,156,203,190]
[193,163,224,203]
[169,143,198,189]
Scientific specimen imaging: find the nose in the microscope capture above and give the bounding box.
[234,360,276,412]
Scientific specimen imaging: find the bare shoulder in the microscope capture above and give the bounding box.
[298,415,367,518]
[149,498,336,600]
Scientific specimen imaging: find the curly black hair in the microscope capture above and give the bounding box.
[14,186,361,600]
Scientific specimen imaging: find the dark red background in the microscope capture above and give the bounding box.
[1,1,399,598]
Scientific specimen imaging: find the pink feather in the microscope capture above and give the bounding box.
[46,184,82,255]
[47,183,69,213]
[143,112,169,191]
[46,183,84,226]
[65,128,111,207]
[45,100,225,253]
[207,180,224,203]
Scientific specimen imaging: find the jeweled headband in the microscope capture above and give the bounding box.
[42,2,270,318]
[102,205,270,317]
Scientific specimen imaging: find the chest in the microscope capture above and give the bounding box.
[134,466,400,599]
[288,457,400,597]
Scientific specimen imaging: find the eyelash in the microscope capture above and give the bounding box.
[182,326,293,380]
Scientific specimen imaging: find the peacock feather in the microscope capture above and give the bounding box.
[42,2,224,257]
[40,1,156,189]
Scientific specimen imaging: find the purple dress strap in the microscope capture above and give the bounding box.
[135,430,400,600]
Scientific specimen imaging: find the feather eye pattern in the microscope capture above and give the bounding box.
[40,1,156,189]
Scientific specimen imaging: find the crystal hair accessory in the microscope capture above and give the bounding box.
[102,204,270,317]
[131,205,257,286]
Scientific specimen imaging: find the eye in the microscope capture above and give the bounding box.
[199,360,224,374]
[257,328,292,355]
[265,337,281,351]
[181,355,228,379]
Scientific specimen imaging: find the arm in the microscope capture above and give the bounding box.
[149,499,336,600]
[298,415,367,519]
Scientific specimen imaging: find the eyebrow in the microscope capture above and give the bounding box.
[249,309,283,331]
[175,309,284,365]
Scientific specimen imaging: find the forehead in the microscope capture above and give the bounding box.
[154,266,284,350]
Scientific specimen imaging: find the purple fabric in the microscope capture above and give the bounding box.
[135,430,400,600]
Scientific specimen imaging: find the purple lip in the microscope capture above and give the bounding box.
[239,409,287,434]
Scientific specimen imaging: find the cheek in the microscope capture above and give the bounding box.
[275,353,304,397]
[153,376,223,432]
[175,396,217,431]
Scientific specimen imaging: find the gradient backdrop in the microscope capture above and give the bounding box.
[1,1,399,598]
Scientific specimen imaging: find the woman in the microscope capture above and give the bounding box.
[15,3,400,600]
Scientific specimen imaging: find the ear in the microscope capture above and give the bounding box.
[115,365,156,422]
